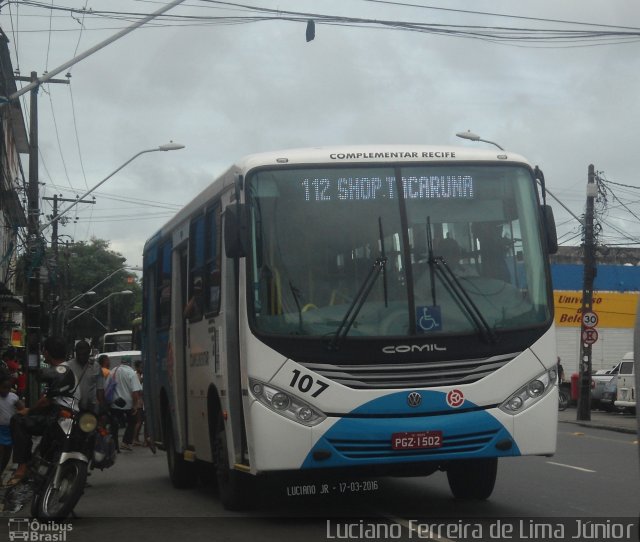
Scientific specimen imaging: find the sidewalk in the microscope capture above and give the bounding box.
[558,406,638,435]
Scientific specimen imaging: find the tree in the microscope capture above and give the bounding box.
[57,238,141,342]
[16,237,141,343]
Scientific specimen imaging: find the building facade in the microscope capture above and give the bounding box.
[0,29,28,350]
[551,246,640,375]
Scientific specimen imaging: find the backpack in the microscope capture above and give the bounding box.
[104,367,120,404]
[93,428,116,469]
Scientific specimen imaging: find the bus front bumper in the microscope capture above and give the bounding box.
[248,393,557,472]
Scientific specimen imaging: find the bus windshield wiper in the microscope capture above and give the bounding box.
[425,218,496,344]
[328,256,387,351]
[431,257,497,344]
[289,281,305,334]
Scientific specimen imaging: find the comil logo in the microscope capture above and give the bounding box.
[382,343,446,354]
[7,519,72,542]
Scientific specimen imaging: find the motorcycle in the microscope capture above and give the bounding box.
[27,365,99,519]
[558,388,569,411]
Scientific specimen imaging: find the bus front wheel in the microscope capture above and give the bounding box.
[446,458,497,500]
[165,413,197,489]
[213,416,255,510]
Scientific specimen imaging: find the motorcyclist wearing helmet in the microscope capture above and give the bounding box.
[5,337,80,487]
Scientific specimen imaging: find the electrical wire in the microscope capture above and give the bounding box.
[3,0,640,48]
[44,86,74,188]
[44,0,53,69]
[67,83,88,189]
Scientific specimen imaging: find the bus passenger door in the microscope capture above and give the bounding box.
[184,212,216,460]
[174,247,190,450]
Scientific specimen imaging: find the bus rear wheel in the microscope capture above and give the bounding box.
[213,416,255,510]
[446,458,497,500]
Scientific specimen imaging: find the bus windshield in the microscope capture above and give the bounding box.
[246,164,551,341]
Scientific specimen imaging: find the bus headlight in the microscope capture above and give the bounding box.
[249,379,326,427]
[500,368,555,414]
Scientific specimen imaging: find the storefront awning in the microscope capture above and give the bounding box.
[0,294,24,312]
[0,189,27,227]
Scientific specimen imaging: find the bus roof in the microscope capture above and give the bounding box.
[234,145,528,170]
[144,145,531,252]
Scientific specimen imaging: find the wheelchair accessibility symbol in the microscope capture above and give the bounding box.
[416,306,442,332]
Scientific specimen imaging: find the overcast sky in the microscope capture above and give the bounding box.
[1,0,639,267]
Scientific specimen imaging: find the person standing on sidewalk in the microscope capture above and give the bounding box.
[108,356,142,451]
[0,372,22,478]
[98,354,111,380]
[557,356,565,383]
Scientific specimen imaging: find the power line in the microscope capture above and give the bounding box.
[44,85,74,188]
[5,0,640,47]
[66,82,88,189]
[357,0,640,32]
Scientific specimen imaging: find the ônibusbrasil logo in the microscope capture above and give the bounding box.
[7,519,72,541]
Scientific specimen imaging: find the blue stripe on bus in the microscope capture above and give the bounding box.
[302,390,518,469]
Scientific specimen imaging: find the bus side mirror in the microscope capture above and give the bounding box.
[224,203,248,258]
[542,204,558,255]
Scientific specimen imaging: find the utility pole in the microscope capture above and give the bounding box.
[6,1,188,405]
[577,164,598,421]
[15,72,68,405]
[43,194,95,335]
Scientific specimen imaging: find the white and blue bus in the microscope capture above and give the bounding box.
[142,145,559,509]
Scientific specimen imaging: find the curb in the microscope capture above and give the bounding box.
[559,419,637,435]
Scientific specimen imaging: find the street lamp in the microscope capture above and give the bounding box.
[51,289,96,312]
[52,290,96,335]
[53,291,96,313]
[40,143,185,232]
[455,130,582,226]
[58,266,140,335]
[455,130,505,151]
[66,290,134,327]
[79,266,142,299]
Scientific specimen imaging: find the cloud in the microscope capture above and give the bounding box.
[6,0,640,264]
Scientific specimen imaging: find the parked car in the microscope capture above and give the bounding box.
[100,350,141,370]
[599,376,617,411]
[614,352,636,414]
[591,362,621,409]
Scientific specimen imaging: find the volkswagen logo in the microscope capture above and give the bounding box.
[407,391,422,407]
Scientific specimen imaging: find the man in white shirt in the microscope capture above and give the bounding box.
[66,341,103,414]
[108,356,142,451]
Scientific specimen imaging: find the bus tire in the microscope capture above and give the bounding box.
[446,458,497,500]
[213,416,255,510]
[165,413,197,489]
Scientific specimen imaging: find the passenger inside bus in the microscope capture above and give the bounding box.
[184,276,204,320]
[435,232,464,269]
[474,221,511,282]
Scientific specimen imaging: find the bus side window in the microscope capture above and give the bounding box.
[206,204,222,315]
[157,241,172,328]
[187,215,206,322]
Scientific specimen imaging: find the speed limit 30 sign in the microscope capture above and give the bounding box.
[582,311,598,328]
